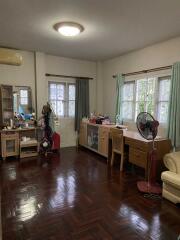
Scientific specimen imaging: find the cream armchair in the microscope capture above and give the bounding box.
[161,151,180,204]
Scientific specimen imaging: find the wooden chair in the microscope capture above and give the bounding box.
[110,128,124,171]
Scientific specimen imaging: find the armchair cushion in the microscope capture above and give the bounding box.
[161,171,180,189]
[161,152,180,203]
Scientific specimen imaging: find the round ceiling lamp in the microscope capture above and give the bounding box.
[53,22,84,37]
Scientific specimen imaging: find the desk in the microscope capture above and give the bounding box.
[109,129,172,179]
[79,122,172,179]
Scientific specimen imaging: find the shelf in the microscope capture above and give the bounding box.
[3,108,13,111]
[20,137,38,159]
[20,152,38,158]
[20,139,38,147]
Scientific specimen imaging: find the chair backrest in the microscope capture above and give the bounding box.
[110,128,124,154]
[164,151,180,174]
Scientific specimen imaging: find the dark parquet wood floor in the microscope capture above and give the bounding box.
[0,147,180,240]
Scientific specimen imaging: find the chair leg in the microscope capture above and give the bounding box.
[111,152,115,166]
[120,154,124,171]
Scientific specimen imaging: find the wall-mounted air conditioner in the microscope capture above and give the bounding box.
[0,48,22,66]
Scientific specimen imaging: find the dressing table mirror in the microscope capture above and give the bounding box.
[0,84,35,128]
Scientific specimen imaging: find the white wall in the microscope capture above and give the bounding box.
[35,52,46,118]
[2,35,180,145]
[36,53,97,147]
[45,55,97,113]
[0,50,97,148]
[96,62,103,114]
[0,51,36,107]
[100,36,180,137]
[101,36,180,119]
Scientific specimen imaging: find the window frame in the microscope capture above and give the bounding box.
[19,89,29,106]
[134,77,157,121]
[121,75,171,124]
[121,81,136,122]
[48,81,76,118]
[156,76,171,125]
[67,83,76,118]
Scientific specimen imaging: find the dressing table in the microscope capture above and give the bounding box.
[0,84,41,160]
[0,127,41,160]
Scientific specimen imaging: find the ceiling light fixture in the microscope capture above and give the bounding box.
[54,22,84,37]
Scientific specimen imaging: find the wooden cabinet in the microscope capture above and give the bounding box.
[0,128,41,160]
[98,126,110,157]
[0,85,13,127]
[87,124,99,150]
[79,122,87,146]
[79,122,111,158]
[1,132,19,160]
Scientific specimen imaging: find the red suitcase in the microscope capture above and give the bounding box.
[52,132,60,150]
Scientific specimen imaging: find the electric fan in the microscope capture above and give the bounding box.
[136,112,162,195]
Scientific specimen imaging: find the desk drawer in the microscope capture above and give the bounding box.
[129,148,148,169]
[125,137,149,151]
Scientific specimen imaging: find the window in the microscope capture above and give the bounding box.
[157,77,171,123]
[49,82,65,116]
[68,84,76,117]
[20,89,28,105]
[122,82,134,120]
[120,75,171,123]
[135,77,156,119]
[49,82,76,117]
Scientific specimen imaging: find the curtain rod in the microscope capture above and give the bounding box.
[45,73,93,80]
[112,65,172,78]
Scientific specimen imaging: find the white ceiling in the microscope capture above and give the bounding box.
[0,0,180,61]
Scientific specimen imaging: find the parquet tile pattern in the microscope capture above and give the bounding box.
[0,147,180,240]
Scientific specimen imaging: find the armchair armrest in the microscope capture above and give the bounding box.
[164,151,180,174]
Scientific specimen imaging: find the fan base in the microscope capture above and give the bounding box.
[137,181,162,194]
